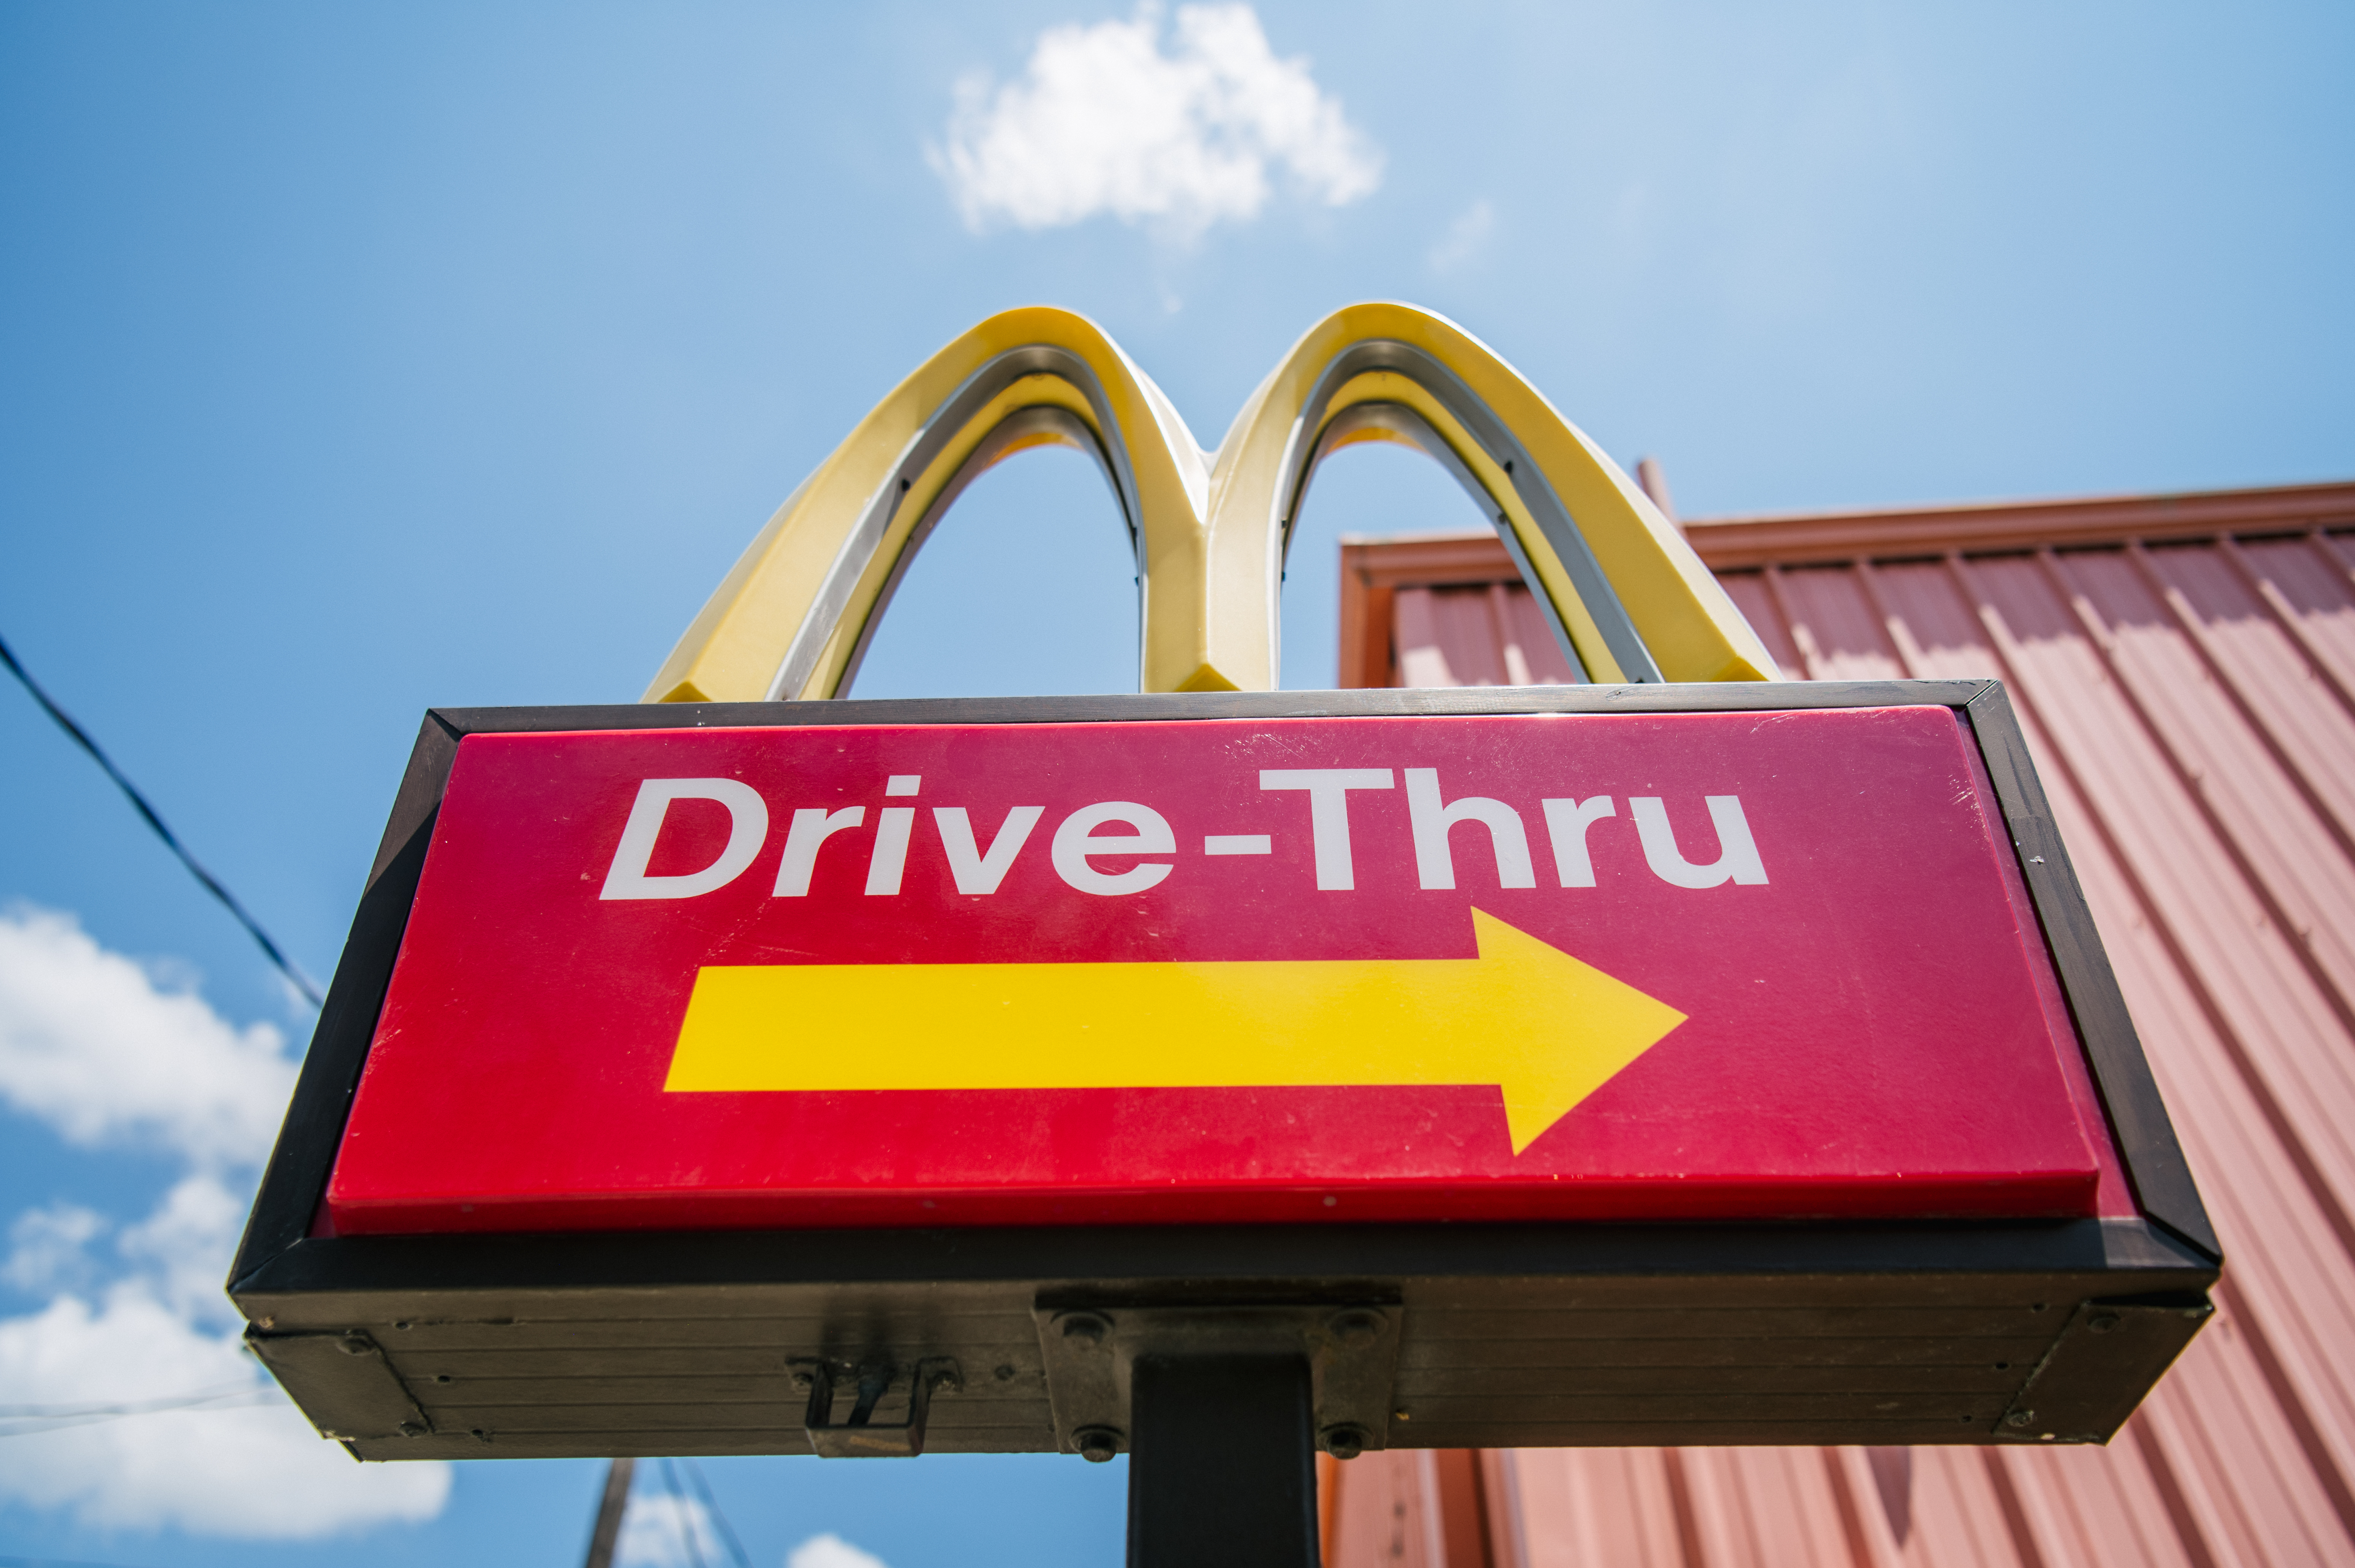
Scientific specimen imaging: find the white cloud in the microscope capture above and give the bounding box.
[617,1490,719,1568]
[3,1202,107,1295]
[789,1533,892,1568]
[933,3,1381,239]
[0,911,453,1540]
[1429,198,1496,272]
[117,1173,249,1325]
[0,1284,450,1537]
[0,905,297,1167]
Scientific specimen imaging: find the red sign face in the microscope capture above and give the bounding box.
[327,706,2129,1234]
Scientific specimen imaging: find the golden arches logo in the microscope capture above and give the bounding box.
[646,302,1780,702]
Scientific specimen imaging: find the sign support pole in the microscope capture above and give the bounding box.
[580,1456,635,1568]
[1125,1355,1321,1568]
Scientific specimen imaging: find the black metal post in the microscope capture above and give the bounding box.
[1126,1354,1319,1568]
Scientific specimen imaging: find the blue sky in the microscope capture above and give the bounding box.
[0,3,2348,1564]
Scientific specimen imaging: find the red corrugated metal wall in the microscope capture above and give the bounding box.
[1323,485,2355,1568]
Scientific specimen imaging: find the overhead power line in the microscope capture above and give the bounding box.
[0,631,323,1007]
[660,1458,710,1568]
[677,1458,753,1568]
[0,1384,282,1438]
[0,1383,264,1417]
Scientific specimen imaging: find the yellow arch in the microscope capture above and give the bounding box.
[645,302,1777,702]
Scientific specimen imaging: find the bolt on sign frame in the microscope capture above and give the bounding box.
[230,309,2215,1551]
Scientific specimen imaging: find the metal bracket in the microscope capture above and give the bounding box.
[1031,1301,1401,1463]
[1996,1296,2212,1443]
[787,1356,961,1457]
[246,1328,433,1442]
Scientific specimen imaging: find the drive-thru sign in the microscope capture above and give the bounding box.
[332,703,2111,1233]
[234,683,2215,1468]
[232,306,2214,1568]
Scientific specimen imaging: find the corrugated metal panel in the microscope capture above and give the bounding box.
[1324,484,2355,1567]
[1394,585,1580,688]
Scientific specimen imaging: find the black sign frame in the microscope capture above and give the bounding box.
[230,680,2218,1461]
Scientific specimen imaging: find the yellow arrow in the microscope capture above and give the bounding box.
[663,909,1686,1154]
